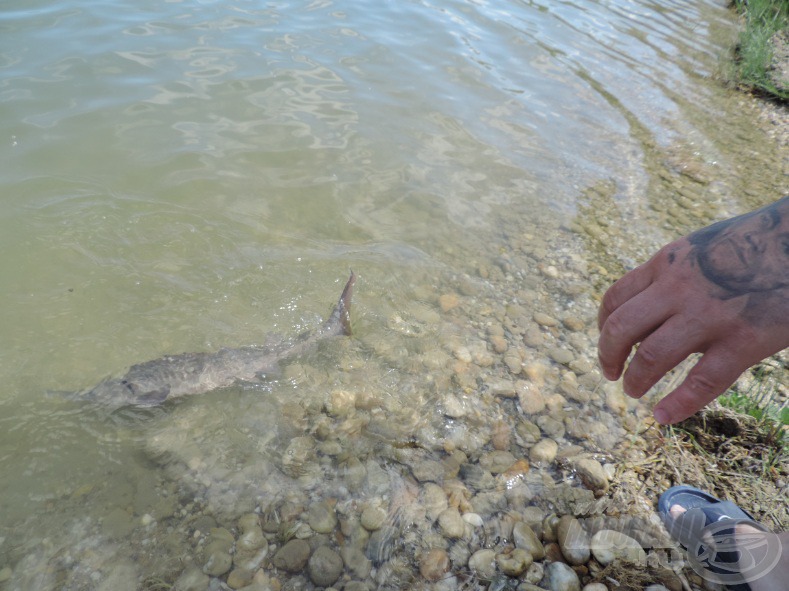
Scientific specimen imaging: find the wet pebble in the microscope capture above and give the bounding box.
[489,334,508,353]
[173,565,209,591]
[360,505,387,531]
[590,529,646,566]
[574,458,609,494]
[557,515,590,566]
[534,312,559,327]
[549,347,575,365]
[536,415,565,439]
[562,315,586,332]
[422,482,449,521]
[307,545,343,587]
[439,293,460,312]
[496,548,533,577]
[419,548,450,581]
[341,546,372,579]
[437,507,466,539]
[271,539,311,572]
[226,567,253,589]
[513,522,545,560]
[517,381,546,414]
[479,450,517,474]
[544,560,581,591]
[468,548,497,580]
[529,438,558,465]
[203,550,232,577]
[308,501,338,534]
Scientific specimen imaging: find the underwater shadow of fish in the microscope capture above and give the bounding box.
[80,272,356,410]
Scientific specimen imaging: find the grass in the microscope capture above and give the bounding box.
[729,0,789,101]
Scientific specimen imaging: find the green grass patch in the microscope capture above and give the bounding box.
[729,0,789,101]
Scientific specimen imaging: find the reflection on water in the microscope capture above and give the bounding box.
[0,0,785,588]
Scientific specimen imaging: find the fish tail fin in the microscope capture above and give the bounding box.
[335,270,356,336]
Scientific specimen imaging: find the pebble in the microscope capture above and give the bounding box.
[529,438,558,465]
[271,539,311,572]
[517,381,546,414]
[360,505,388,531]
[496,548,533,576]
[590,529,647,566]
[562,315,586,331]
[341,546,372,579]
[462,512,484,527]
[437,507,466,539]
[533,312,559,327]
[548,347,574,365]
[468,548,497,580]
[544,561,581,591]
[557,515,590,566]
[491,419,512,450]
[227,568,254,589]
[422,483,449,521]
[582,584,608,591]
[203,550,233,577]
[574,458,609,494]
[512,522,545,560]
[419,548,450,581]
[536,415,565,439]
[173,565,209,591]
[439,293,460,312]
[307,546,343,587]
[489,334,509,353]
[479,450,517,474]
[308,501,338,534]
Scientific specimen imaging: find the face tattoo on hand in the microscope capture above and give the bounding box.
[689,196,789,298]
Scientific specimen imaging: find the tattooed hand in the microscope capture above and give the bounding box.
[597,196,789,425]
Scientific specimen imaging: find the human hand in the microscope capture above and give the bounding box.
[597,197,789,425]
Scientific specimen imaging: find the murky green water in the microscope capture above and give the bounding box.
[1,0,785,589]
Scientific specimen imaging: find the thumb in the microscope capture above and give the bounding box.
[652,351,745,425]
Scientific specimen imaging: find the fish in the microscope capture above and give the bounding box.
[81,272,356,409]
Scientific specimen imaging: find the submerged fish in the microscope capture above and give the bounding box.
[82,272,356,408]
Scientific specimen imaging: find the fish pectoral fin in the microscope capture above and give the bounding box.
[133,387,171,407]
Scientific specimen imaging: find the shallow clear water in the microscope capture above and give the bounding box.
[0,0,785,588]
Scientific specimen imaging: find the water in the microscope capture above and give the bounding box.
[0,0,785,588]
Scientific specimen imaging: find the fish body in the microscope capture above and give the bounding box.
[83,272,355,408]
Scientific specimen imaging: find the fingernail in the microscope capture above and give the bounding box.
[653,408,670,425]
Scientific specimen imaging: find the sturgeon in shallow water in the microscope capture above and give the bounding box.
[82,272,356,408]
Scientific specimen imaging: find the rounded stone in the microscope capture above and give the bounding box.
[308,501,338,534]
[360,505,388,531]
[513,522,545,560]
[590,529,647,566]
[437,507,466,539]
[533,312,559,327]
[419,548,450,581]
[308,545,344,587]
[468,548,497,580]
[529,438,558,465]
[574,458,609,493]
[557,515,590,566]
[479,450,517,474]
[496,548,532,576]
[517,381,546,414]
[544,561,581,591]
[271,539,311,572]
[203,550,232,577]
[548,347,574,365]
[226,567,253,589]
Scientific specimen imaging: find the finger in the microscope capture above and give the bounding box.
[620,314,709,399]
[597,284,674,381]
[598,262,655,331]
[651,350,745,425]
